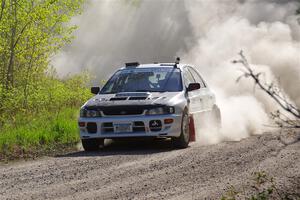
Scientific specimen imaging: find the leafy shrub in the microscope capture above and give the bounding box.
[0,107,82,161]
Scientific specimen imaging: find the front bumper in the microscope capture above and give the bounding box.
[78,114,182,139]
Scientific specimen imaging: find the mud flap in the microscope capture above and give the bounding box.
[189,115,196,142]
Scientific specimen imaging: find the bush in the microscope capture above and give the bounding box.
[0,107,83,161]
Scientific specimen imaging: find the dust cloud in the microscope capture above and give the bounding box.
[52,0,300,144]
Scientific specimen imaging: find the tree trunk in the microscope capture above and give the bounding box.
[5,0,16,89]
[0,0,5,22]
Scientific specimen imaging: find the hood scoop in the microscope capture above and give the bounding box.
[109,96,148,101]
[108,92,150,101]
[116,92,150,97]
[110,97,127,101]
[128,96,147,100]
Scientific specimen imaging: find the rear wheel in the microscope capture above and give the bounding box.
[81,138,104,151]
[172,111,190,149]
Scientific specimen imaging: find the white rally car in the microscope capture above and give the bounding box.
[78,59,221,151]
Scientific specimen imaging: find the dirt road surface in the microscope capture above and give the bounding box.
[0,132,299,200]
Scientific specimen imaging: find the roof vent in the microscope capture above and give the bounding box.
[125,62,140,67]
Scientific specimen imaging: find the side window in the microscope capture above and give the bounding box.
[183,68,196,88]
[188,67,206,88]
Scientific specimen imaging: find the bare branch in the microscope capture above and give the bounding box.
[233,51,300,128]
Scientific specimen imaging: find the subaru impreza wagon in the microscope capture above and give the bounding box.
[78,59,221,151]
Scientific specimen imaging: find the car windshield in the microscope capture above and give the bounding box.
[100,67,183,94]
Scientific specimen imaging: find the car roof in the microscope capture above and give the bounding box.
[119,63,190,70]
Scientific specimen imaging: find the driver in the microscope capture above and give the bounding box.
[123,72,154,92]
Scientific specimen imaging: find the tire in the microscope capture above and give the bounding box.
[172,111,190,149]
[81,138,104,151]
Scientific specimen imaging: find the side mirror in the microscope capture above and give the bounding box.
[91,86,100,94]
[187,83,200,92]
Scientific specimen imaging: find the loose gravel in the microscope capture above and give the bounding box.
[0,132,299,200]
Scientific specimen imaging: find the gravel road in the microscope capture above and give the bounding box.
[0,131,299,200]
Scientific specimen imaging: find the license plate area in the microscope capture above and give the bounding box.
[113,122,133,133]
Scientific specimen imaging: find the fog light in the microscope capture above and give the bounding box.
[78,122,85,127]
[164,118,174,124]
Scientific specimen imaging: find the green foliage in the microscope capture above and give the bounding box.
[0,107,81,161]
[0,71,92,160]
[0,0,90,160]
[221,185,239,200]
[221,171,299,200]
[249,171,275,200]
[0,71,92,128]
[0,0,85,124]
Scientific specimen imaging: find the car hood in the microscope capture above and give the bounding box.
[83,92,184,108]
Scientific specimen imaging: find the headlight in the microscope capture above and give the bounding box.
[146,106,175,115]
[80,108,101,118]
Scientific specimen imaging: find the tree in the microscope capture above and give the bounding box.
[0,0,84,124]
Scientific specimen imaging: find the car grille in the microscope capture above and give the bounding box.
[102,122,114,133]
[102,121,145,134]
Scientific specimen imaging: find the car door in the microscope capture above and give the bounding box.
[182,67,203,114]
[188,67,215,111]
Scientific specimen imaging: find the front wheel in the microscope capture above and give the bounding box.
[81,138,104,151]
[172,112,190,149]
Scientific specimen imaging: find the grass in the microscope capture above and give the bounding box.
[0,107,80,162]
